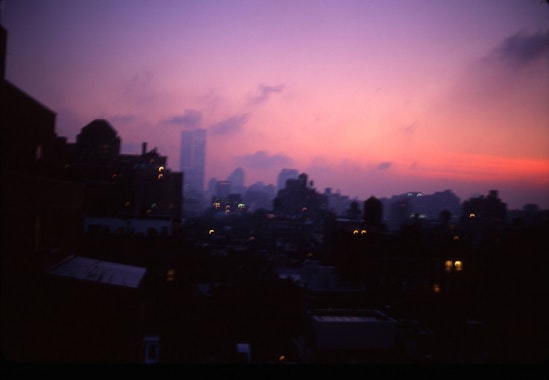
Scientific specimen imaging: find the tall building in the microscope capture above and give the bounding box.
[277,168,298,193]
[180,128,206,195]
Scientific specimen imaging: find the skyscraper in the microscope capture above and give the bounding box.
[180,128,206,195]
[180,128,206,217]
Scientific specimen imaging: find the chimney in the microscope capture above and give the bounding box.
[142,142,147,155]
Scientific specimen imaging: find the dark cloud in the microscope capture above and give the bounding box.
[236,150,293,170]
[210,113,250,136]
[249,83,285,105]
[377,162,392,170]
[165,109,202,128]
[107,114,137,124]
[494,29,549,67]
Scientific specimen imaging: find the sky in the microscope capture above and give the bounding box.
[2,0,549,209]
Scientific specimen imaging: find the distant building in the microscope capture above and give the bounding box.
[216,180,232,199]
[274,173,328,219]
[180,128,206,193]
[227,167,245,195]
[461,190,506,225]
[180,128,206,217]
[277,168,298,192]
[324,187,355,217]
[383,190,461,231]
[244,181,276,211]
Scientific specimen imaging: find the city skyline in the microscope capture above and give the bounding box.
[2,0,548,209]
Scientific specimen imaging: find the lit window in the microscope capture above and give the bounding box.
[208,229,215,235]
[353,229,359,235]
[157,173,164,179]
[360,229,367,235]
[453,235,459,240]
[469,213,476,218]
[167,269,176,282]
[158,166,165,172]
[433,284,441,293]
[445,260,453,273]
[454,261,463,271]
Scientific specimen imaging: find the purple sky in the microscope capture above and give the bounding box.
[2,0,549,209]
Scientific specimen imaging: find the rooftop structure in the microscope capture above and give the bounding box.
[46,255,147,289]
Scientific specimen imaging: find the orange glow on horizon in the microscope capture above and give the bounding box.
[402,153,549,183]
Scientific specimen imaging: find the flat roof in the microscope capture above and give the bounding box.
[47,255,147,289]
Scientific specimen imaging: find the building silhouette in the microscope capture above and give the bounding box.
[180,128,206,217]
[244,181,276,212]
[2,24,85,361]
[277,168,298,193]
[363,196,383,228]
[63,119,183,235]
[227,167,245,196]
[383,190,461,231]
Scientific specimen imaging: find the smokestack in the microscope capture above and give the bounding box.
[142,142,147,155]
